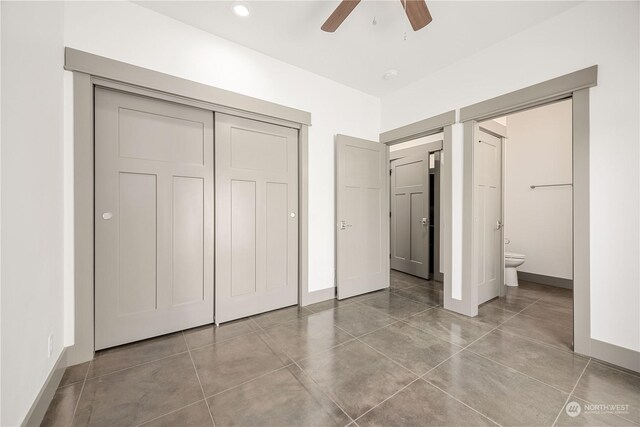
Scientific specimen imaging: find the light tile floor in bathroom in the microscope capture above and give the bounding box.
[43,270,640,426]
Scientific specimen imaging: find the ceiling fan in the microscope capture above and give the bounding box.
[321,0,432,32]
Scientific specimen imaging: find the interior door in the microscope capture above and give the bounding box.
[95,88,214,350]
[390,153,430,279]
[474,126,503,304]
[336,135,389,299]
[215,113,298,323]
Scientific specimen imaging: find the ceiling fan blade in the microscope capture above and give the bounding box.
[401,0,433,31]
[321,0,361,32]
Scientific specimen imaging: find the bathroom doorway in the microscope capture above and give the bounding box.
[477,99,575,351]
[389,135,444,293]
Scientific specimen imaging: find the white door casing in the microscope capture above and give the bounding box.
[474,125,503,304]
[336,135,390,299]
[390,153,430,279]
[95,88,214,349]
[215,113,299,323]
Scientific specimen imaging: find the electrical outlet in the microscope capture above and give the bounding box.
[48,334,53,358]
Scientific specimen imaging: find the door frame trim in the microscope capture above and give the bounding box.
[459,65,597,122]
[381,110,456,145]
[379,65,596,358]
[461,67,596,357]
[65,48,311,126]
[67,50,311,365]
[382,111,456,310]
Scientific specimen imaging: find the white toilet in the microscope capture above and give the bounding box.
[505,252,526,287]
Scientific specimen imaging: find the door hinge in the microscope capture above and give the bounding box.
[390,169,392,175]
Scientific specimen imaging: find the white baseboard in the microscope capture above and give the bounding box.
[300,287,335,306]
[22,348,67,427]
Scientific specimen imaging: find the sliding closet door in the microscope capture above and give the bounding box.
[215,114,298,323]
[95,88,214,350]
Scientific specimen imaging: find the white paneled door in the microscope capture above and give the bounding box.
[95,88,214,350]
[336,135,389,299]
[215,114,299,323]
[390,153,430,279]
[474,126,503,304]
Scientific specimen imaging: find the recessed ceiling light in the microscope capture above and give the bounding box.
[383,69,398,80]
[233,3,250,17]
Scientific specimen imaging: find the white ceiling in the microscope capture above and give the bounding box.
[135,1,581,97]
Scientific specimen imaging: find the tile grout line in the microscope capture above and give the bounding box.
[133,399,208,427]
[353,334,424,378]
[189,317,353,404]
[551,358,591,426]
[250,314,355,424]
[492,325,579,357]
[291,360,355,425]
[464,347,576,395]
[553,360,640,426]
[417,313,501,379]
[352,377,422,423]
[184,327,263,352]
[457,298,539,349]
[206,363,297,400]
[242,290,578,427]
[410,289,571,427]
[422,378,504,427]
[353,298,438,323]
[411,298,543,424]
[495,293,577,354]
[419,295,523,371]
[86,349,192,382]
[58,287,582,427]
[353,288,575,402]
[250,312,358,364]
[342,293,531,382]
[68,359,92,426]
[559,383,640,426]
[183,331,217,427]
[512,305,574,325]
[305,298,359,314]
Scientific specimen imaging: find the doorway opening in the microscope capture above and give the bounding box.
[475,99,574,352]
[389,134,444,301]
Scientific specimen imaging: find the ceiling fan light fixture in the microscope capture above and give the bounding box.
[383,69,399,80]
[233,3,250,17]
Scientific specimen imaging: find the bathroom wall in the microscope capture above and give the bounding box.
[504,100,573,281]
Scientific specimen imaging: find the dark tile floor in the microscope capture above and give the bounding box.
[43,271,639,426]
